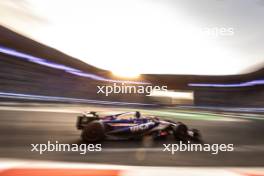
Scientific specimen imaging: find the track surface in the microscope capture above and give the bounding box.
[0,104,264,166]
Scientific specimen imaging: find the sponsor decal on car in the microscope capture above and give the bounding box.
[129,122,155,133]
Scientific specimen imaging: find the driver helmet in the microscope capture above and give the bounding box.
[135,111,141,119]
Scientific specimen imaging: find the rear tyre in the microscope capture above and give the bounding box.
[173,123,188,141]
[81,121,105,142]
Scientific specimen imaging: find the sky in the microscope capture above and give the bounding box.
[0,0,264,77]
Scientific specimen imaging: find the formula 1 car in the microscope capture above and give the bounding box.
[76,111,201,142]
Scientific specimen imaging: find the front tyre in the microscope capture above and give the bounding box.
[81,121,105,142]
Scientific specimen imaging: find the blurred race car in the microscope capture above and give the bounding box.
[76,111,201,142]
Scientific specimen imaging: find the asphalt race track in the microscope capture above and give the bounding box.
[0,104,264,166]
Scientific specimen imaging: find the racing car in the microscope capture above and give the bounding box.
[76,111,201,142]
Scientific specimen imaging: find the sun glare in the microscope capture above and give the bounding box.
[0,0,261,75]
[112,71,140,79]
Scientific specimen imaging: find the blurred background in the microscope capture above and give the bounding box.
[0,0,263,168]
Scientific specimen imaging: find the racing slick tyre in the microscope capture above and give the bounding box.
[173,123,188,141]
[81,121,105,142]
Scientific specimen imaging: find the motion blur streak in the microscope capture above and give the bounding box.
[1,159,264,176]
[189,79,264,87]
[0,46,149,85]
[0,105,264,166]
[149,90,193,99]
[0,92,155,106]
